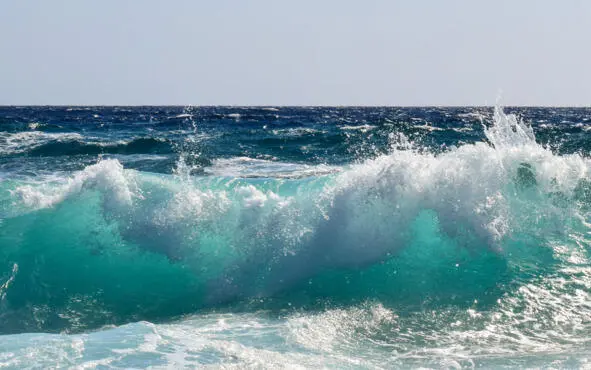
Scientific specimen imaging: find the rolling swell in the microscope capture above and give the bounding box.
[0,108,590,335]
[4,136,174,157]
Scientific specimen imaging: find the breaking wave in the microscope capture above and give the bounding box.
[1,107,590,336]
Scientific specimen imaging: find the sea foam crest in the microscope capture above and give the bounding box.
[0,131,83,154]
[13,159,138,210]
[314,107,589,263]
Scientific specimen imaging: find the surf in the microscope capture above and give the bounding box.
[0,107,590,334]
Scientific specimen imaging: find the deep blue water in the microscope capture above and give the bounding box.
[1,106,591,368]
[2,106,591,175]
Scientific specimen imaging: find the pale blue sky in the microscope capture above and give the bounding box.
[1,1,590,105]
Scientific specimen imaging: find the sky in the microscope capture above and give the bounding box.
[1,0,590,106]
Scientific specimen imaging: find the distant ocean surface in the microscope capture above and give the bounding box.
[1,106,591,368]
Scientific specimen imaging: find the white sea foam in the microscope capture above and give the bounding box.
[339,124,376,133]
[271,127,326,136]
[205,157,340,178]
[320,108,589,263]
[0,131,83,154]
[3,289,589,369]
[12,159,139,210]
[171,113,193,119]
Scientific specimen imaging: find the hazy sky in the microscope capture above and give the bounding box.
[1,1,590,106]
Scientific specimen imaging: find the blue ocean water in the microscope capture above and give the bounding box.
[1,106,591,368]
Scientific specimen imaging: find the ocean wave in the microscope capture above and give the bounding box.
[0,133,174,157]
[0,131,84,154]
[0,108,590,334]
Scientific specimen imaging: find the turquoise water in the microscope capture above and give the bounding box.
[1,106,591,368]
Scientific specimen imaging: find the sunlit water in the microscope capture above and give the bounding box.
[1,106,591,368]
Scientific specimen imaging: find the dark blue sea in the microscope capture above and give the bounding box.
[1,106,591,368]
